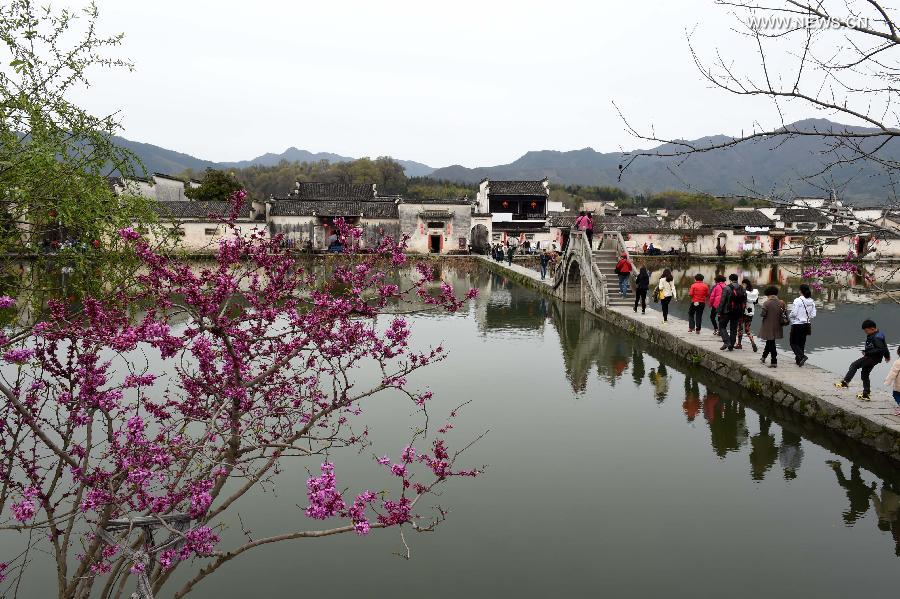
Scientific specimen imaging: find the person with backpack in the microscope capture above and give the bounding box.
[708,275,727,336]
[789,284,816,367]
[735,277,759,351]
[657,268,676,323]
[758,286,786,368]
[687,273,709,334]
[717,274,747,351]
[836,319,891,400]
[633,266,650,314]
[614,252,633,297]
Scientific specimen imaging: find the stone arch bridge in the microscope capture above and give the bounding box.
[550,230,634,310]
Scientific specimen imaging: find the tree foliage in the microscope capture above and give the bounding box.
[0,0,158,307]
[184,168,242,202]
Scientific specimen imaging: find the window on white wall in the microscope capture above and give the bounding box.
[204,227,218,236]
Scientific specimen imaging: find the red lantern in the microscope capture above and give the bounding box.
[530,201,537,209]
[502,201,509,209]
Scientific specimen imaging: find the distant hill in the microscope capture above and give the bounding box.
[114,136,217,176]
[116,118,900,202]
[429,119,900,204]
[118,138,435,178]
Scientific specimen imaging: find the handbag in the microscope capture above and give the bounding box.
[779,301,790,327]
[652,287,661,303]
[802,300,813,336]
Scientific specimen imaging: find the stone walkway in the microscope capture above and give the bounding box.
[608,304,900,426]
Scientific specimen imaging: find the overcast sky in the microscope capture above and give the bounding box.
[67,0,836,167]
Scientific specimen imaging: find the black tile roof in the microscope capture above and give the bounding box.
[777,208,831,224]
[682,209,774,228]
[293,182,374,200]
[153,201,251,220]
[269,199,398,219]
[404,198,472,205]
[487,180,547,196]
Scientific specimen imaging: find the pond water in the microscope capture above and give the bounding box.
[188,266,900,598]
[5,263,900,597]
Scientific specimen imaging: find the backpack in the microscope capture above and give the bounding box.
[727,285,747,314]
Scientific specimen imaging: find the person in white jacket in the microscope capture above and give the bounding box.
[788,284,817,367]
[885,346,900,416]
[657,268,676,323]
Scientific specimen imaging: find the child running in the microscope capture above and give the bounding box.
[836,319,892,400]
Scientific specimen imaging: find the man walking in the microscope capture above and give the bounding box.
[540,249,550,280]
[717,274,747,351]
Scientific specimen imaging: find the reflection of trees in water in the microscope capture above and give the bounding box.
[483,276,900,558]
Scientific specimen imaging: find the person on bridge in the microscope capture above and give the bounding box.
[788,284,816,367]
[614,252,632,297]
[539,249,551,280]
[735,278,759,352]
[633,266,650,314]
[657,268,676,323]
[687,273,709,334]
[717,274,747,351]
[709,275,727,336]
[758,286,786,368]
[836,319,891,401]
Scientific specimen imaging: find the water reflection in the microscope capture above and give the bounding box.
[460,263,900,561]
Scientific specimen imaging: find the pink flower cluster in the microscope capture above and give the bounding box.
[2,188,478,589]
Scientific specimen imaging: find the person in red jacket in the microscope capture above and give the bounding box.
[614,253,633,297]
[687,273,710,334]
[708,275,727,336]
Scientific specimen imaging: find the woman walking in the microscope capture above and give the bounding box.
[633,266,650,314]
[758,286,786,368]
[657,268,676,323]
[789,284,816,367]
[736,277,759,351]
[708,275,727,336]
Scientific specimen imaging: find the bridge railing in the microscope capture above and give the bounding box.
[553,230,607,307]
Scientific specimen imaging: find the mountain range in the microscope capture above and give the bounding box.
[118,118,900,203]
[116,138,435,178]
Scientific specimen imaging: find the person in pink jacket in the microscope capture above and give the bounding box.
[885,346,900,416]
[708,275,727,336]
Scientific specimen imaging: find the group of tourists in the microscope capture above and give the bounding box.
[623,266,900,411]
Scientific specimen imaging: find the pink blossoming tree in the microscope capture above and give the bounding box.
[0,191,479,598]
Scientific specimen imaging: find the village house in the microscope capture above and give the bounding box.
[397,198,475,254]
[110,172,199,202]
[476,179,553,249]
[148,200,263,253]
[267,182,400,250]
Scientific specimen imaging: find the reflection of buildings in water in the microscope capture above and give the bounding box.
[474,272,548,334]
[648,261,897,309]
[549,301,634,394]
